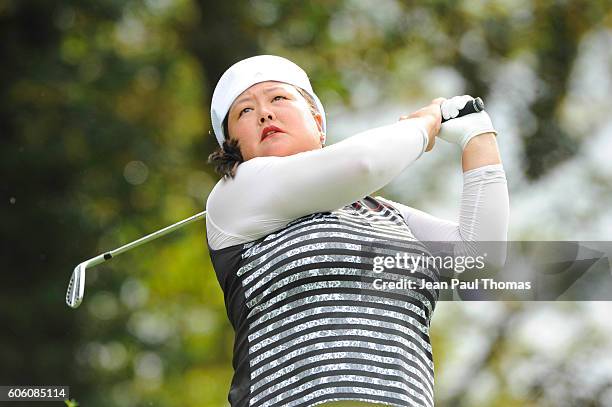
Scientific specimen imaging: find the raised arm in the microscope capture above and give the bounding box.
[378,134,509,267]
[406,97,509,266]
[207,115,437,250]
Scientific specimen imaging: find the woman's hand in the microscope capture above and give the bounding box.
[400,98,445,152]
[438,95,497,150]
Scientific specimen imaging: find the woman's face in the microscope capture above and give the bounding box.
[226,81,324,160]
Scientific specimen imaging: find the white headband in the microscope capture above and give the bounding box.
[210,55,326,147]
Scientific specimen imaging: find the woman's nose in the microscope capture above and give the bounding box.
[258,105,275,123]
[259,113,274,123]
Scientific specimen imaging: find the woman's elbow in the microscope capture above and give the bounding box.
[348,154,380,183]
[354,155,401,187]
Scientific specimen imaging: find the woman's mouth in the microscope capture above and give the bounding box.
[261,126,285,141]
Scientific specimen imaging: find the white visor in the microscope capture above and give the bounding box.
[210,55,326,147]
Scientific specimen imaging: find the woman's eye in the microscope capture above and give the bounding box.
[272,95,285,102]
[239,107,252,117]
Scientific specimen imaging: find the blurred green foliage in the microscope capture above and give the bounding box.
[1,0,610,406]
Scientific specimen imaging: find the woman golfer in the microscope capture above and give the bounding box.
[205,55,509,407]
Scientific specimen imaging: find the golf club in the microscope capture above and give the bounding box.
[65,211,206,308]
[66,97,484,309]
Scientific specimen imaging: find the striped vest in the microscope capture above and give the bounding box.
[208,196,440,407]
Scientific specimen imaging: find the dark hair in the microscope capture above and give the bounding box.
[208,86,320,179]
[207,118,244,179]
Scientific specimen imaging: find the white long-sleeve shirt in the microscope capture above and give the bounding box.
[206,117,508,259]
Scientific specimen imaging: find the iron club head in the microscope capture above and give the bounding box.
[64,211,205,309]
[66,262,86,309]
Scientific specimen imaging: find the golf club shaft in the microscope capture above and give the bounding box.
[87,211,206,266]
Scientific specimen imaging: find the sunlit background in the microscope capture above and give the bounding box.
[2,0,611,406]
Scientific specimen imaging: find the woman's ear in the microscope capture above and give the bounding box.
[314,113,323,132]
[314,113,325,146]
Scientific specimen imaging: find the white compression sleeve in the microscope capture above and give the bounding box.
[206,118,430,250]
[377,164,509,267]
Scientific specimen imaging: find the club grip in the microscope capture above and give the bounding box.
[441,97,484,123]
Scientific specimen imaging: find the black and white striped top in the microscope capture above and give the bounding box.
[208,196,440,407]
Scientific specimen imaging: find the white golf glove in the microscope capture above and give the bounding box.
[438,95,497,150]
